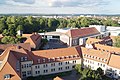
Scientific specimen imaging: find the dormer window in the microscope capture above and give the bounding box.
[48,58,51,62]
[25,57,27,61]
[38,59,40,63]
[16,61,20,71]
[21,57,24,61]
[104,59,107,62]
[4,74,11,79]
[56,57,59,60]
[43,59,45,62]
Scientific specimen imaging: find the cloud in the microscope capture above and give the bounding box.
[43,0,108,7]
[3,0,109,7]
[12,0,35,4]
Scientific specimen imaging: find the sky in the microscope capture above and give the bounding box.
[0,0,120,14]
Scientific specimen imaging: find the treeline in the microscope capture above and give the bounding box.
[0,16,120,34]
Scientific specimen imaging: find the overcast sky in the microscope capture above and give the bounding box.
[0,0,120,14]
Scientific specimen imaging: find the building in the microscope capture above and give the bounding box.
[89,25,120,36]
[0,45,82,80]
[60,27,100,46]
[40,27,101,46]
[24,33,42,49]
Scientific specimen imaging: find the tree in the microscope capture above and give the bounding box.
[80,17,90,27]
[0,20,6,33]
[17,25,23,31]
[2,29,9,36]
[8,24,17,37]
[113,37,120,48]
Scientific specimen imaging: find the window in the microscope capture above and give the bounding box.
[38,71,40,74]
[58,62,62,66]
[65,66,69,69]
[43,70,48,73]
[43,64,48,68]
[21,65,24,68]
[22,71,26,77]
[72,65,75,68]
[51,68,55,72]
[4,74,11,79]
[58,67,62,71]
[73,60,76,64]
[25,57,27,61]
[16,61,20,71]
[98,63,99,66]
[35,71,38,74]
[27,64,29,68]
[51,63,55,67]
[65,61,69,64]
[27,71,31,75]
[38,59,40,63]
[21,57,24,61]
[29,64,32,67]
[35,66,37,69]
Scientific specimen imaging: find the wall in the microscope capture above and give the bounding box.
[31,59,81,76]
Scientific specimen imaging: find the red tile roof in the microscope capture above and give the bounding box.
[54,76,63,80]
[66,27,100,38]
[94,44,120,54]
[0,47,21,80]
[108,54,120,69]
[81,47,111,63]
[24,33,42,48]
[0,43,31,51]
[31,46,82,64]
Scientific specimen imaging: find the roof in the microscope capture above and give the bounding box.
[22,34,32,38]
[108,54,120,69]
[66,27,100,38]
[81,47,111,63]
[86,36,112,44]
[0,47,21,80]
[54,76,63,80]
[24,33,42,48]
[32,46,82,64]
[86,37,102,44]
[0,43,31,51]
[94,44,120,54]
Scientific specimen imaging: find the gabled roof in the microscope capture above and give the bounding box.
[32,46,82,64]
[94,44,120,54]
[24,33,42,47]
[66,27,100,38]
[81,47,111,64]
[86,36,112,44]
[86,37,102,44]
[108,54,120,69]
[0,47,21,80]
[54,76,63,80]
[0,43,31,51]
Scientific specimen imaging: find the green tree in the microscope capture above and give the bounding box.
[113,37,120,48]
[80,17,90,27]
[2,29,9,36]
[17,25,23,31]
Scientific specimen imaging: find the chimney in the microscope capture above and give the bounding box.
[16,45,21,49]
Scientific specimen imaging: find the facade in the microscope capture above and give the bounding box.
[0,45,82,80]
[85,38,120,79]
[60,27,101,46]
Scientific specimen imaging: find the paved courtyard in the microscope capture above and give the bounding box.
[43,39,68,49]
